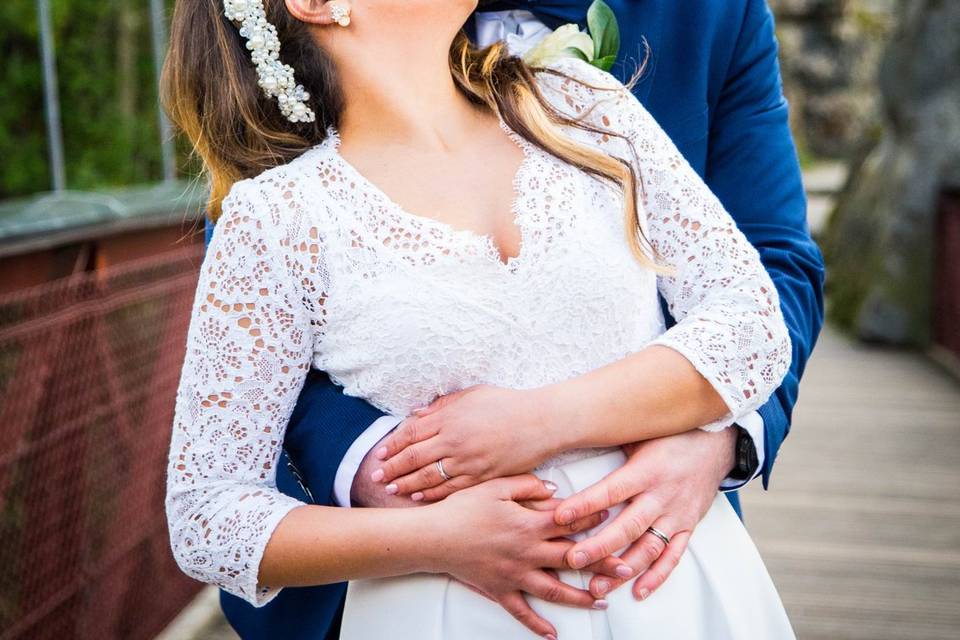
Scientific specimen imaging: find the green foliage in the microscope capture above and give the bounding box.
[586,0,620,71]
[0,0,176,199]
[1,0,623,199]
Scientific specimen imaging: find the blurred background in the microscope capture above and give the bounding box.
[0,1,957,639]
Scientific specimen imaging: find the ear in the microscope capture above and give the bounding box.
[284,0,344,26]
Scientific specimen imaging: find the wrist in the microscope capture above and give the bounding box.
[352,430,416,508]
[714,427,739,482]
[529,384,584,456]
[415,502,456,574]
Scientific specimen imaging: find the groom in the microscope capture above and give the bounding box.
[214,1,824,638]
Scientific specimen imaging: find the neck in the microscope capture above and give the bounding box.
[318,20,487,152]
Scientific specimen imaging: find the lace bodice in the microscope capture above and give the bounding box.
[166,59,791,605]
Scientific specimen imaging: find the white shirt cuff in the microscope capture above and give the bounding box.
[333,415,404,507]
[719,410,765,491]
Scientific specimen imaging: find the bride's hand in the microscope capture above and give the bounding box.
[372,385,561,501]
[427,475,618,638]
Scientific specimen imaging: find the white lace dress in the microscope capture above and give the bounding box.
[166,59,794,639]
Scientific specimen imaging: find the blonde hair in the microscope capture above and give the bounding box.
[162,1,657,268]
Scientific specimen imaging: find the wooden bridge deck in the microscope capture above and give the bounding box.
[741,327,960,639]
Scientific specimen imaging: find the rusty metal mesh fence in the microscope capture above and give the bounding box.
[0,245,205,640]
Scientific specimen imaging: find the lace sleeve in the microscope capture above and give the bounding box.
[639,104,792,430]
[166,179,313,606]
[543,59,792,430]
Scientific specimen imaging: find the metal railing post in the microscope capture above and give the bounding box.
[149,0,177,182]
[36,0,66,192]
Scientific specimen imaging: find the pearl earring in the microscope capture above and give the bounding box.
[329,2,351,27]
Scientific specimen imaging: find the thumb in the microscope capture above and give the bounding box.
[412,387,470,417]
[520,498,563,512]
[555,464,643,525]
[492,475,559,503]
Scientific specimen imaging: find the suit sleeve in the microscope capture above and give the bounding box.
[283,371,387,506]
[704,0,825,486]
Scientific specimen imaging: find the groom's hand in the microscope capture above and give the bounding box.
[556,428,737,600]
[351,429,420,508]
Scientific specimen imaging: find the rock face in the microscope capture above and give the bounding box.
[823,0,960,345]
[770,0,896,159]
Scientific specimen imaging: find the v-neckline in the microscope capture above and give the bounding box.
[322,119,534,271]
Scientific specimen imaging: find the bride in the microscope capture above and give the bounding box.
[164,0,795,638]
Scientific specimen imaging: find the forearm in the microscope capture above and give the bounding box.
[538,62,792,452]
[540,345,729,451]
[259,503,440,587]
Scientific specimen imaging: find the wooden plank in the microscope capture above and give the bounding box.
[742,326,960,639]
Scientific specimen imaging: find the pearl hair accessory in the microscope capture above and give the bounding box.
[223,0,316,124]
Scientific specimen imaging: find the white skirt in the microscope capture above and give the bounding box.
[340,450,795,639]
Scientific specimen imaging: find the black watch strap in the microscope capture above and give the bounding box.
[728,425,760,482]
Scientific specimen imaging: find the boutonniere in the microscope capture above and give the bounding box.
[523,0,621,71]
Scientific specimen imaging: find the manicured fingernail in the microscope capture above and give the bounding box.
[411,492,424,502]
[543,634,557,640]
[558,509,576,525]
[370,469,384,482]
[543,481,558,493]
[592,599,609,610]
[385,483,398,495]
[595,580,610,595]
[615,565,633,579]
[375,447,388,460]
[571,551,589,569]
[636,588,650,601]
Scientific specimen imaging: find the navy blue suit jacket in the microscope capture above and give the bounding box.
[214,1,825,637]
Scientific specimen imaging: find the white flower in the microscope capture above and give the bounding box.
[522,24,595,67]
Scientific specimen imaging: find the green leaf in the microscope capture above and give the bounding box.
[587,0,620,62]
[563,46,592,63]
[590,54,618,72]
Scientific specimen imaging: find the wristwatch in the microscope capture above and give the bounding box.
[728,425,760,482]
